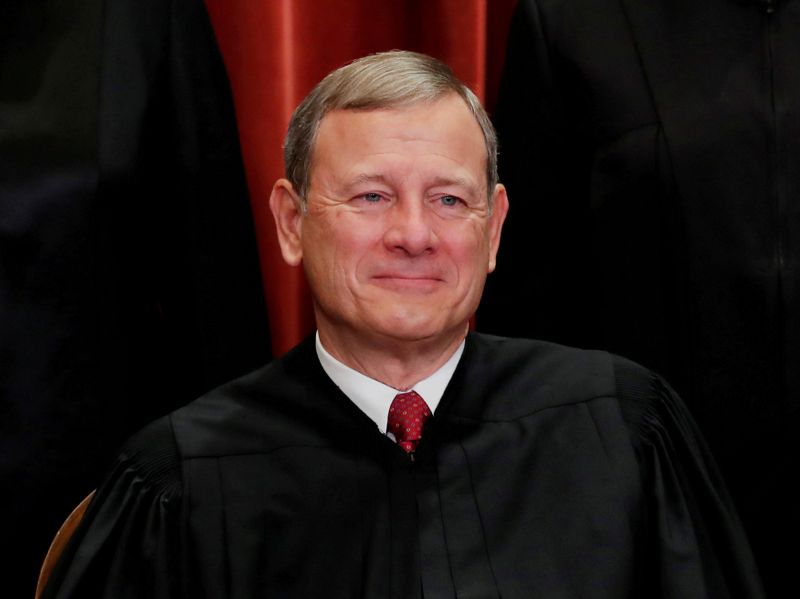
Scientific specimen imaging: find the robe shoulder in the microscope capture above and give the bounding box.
[459,335,766,598]
[96,334,710,489]
[168,336,362,457]
[41,415,184,599]
[43,334,766,599]
[459,333,672,428]
[158,333,704,461]
[117,413,184,494]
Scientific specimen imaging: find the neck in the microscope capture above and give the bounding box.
[317,324,468,391]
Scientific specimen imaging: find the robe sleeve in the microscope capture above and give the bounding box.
[614,358,766,599]
[41,417,185,599]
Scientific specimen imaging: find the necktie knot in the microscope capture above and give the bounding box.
[387,390,431,453]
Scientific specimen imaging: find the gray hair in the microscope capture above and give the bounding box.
[283,50,498,206]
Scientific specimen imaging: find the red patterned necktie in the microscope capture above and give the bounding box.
[387,390,432,454]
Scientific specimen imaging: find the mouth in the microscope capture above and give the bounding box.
[371,274,443,292]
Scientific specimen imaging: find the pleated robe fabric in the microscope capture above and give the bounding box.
[0,0,270,594]
[42,333,764,598]
[477,1,800,592]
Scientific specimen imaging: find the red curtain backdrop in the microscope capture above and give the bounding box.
[205,0,518,356]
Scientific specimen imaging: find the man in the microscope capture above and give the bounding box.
[42,51,763,598]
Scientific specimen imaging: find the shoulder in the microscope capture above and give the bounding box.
[462,333,678,427]
[105,414,182,501]
[609,353,701,450]
[467,333,613,391]
[165,335,340,457]
[609,354,666,423]
[113,337,323,480]
[456,334,617,419]
[110,359,293,494]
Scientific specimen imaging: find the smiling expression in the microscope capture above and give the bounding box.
[273,93,508,352]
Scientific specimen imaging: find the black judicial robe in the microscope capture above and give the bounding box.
[477,1,800,592]
[42,334,764,599]
[0,0,269,594]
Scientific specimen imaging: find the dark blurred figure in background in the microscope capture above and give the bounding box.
[0,0,270,595]
[479,0,799,593]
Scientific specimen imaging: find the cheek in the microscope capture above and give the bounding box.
[305,218,379,285]
[334,218,386,273]
[301,222,339,289]
[448,229,491,274]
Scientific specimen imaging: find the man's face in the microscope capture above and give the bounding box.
[273,93,507,351]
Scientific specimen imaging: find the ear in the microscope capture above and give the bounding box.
[486,184,509,273]
[269,179,304,266]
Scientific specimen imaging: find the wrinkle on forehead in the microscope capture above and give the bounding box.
[311,95,489,199]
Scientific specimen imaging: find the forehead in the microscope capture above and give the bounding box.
[311,94,487,190]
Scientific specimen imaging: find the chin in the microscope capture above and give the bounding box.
[369,311,462,343]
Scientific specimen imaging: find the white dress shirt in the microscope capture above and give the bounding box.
[315,331,465,435]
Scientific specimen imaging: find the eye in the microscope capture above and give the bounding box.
[439,195,461,207]
[351,191,391,211]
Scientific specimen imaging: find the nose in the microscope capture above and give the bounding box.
[383,197,437,256]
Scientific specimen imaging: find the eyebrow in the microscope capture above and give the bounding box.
[346,173,478,191]
[428,175,476,190]
[351,173,391,186]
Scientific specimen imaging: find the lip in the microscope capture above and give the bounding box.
[371,274,444,292]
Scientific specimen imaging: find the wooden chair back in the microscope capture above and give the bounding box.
[34,491,95,599]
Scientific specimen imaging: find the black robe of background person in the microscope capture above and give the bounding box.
[42,334,764,599]
[0,0,271,595]
[477,0,799,592]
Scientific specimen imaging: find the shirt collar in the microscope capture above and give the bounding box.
[315,331,465,433]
